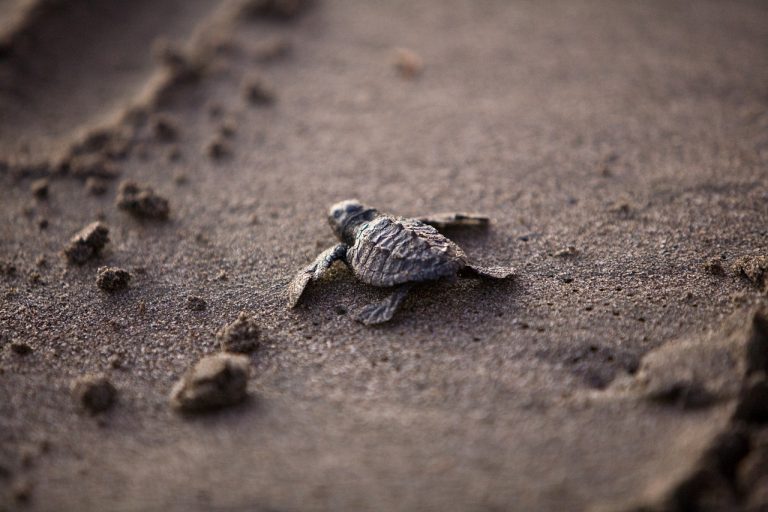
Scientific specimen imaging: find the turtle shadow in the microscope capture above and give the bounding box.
[289,257,522,332]
[356,274,522,330]
[173,394,259,425]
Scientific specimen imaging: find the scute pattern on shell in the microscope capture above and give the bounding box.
[347,216,467,287]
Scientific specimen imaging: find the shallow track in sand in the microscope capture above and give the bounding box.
[0,0,222,164]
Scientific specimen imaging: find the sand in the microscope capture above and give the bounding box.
[1,0,767,510]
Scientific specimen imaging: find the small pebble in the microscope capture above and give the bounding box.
[217,312,261,353]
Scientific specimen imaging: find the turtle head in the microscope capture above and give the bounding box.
[328,199,377,242]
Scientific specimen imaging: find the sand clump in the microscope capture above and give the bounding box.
[394,47,424,78]
[205,136,232,160]
[65,125,133,164]
[704,257,726,276]
[63,222,109,264]
[170,354,250,413]
[217,312,261,353]
[554,245,579,257]
[732,255,768,290]
[116,181,170,220]
[30,178,49,199]
[150,114,179,142]
[27,271,42,285]
[96,266,132,292]
[218,118,237,138]
[631,310,768,510]
[242,76,276,105]
[71,375,117,414]
[631,310,762,411]
[151,38,202,84]
[186,295,207,311]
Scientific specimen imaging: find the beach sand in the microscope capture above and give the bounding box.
[1,1,767,510]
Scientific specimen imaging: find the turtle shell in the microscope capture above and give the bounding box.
[346,215,468,287]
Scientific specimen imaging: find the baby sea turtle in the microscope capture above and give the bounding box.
[288,200,514,325]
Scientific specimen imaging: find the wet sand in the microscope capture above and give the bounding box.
[1,1,767,510]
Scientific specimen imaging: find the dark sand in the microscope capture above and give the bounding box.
[1,1,767,510]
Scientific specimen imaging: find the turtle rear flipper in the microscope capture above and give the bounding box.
[458,264,515,280]
[355,283,414,325]
[417,212,490,230]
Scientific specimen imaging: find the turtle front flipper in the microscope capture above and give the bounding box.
[416,212,490,231]
[458,264,515,280]
[287,243,348,307]
[356,283,415,325]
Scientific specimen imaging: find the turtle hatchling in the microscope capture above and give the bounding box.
[288,200,514,325]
